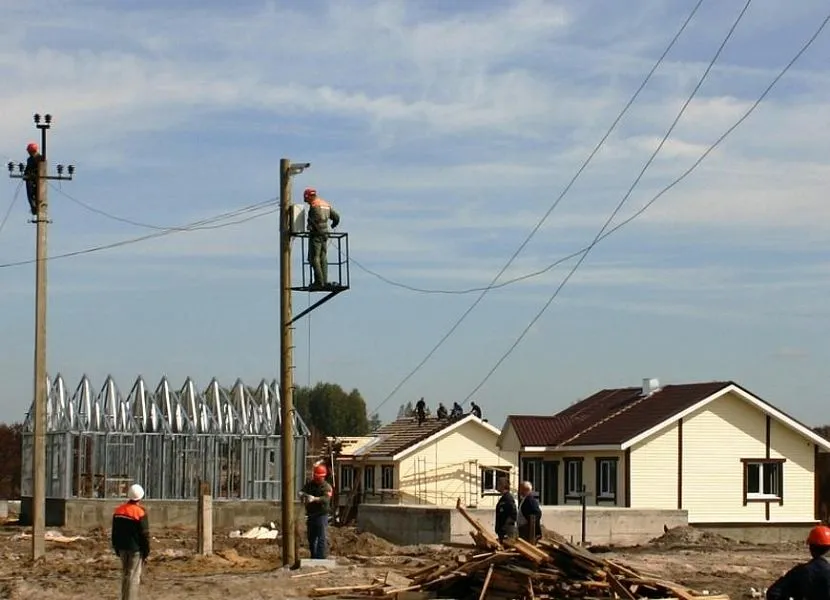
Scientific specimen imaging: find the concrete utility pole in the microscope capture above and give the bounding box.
[279,157,310,567]
[7,113,75,561]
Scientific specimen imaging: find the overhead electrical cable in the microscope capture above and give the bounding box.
[367,0,707,416]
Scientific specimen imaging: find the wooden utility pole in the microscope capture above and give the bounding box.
[279,157,296,566]
[7,113,75,561]
[278,157,311,567]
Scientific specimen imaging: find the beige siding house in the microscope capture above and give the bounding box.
[335,414,517,509]
[497,379,830,525]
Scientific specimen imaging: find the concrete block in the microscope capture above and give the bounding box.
[299,558,339,568]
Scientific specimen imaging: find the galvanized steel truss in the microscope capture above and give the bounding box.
[21,374,310,501]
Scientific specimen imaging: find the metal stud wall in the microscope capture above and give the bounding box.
[20,374,310,500]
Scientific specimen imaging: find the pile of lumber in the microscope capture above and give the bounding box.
[310,498,730,600]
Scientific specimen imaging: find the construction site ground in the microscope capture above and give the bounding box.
[0,520,805,599]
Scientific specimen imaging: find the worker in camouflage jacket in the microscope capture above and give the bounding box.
[303,187,341,290]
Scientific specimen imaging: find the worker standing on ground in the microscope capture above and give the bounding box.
[304,187,341,290]
[517,481,542,544]
[111,483,151,600]
[23,142,41,216]
[494,477,518,544]
[301,464,334,559]
[766,524,830,599]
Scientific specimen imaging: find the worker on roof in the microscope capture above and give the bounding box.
[23,142,42,216]
[436,403,448,419]
[415,398,427,426]
[303,187,341,290]
[766,524,830,599]
[111,483,150,600]
[301,463,333,559]
[470,402,482,419]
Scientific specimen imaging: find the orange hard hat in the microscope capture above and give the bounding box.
[26,142,38,154]
[313,464,327,478]
[807,525,830,546]
[303,187,317,202]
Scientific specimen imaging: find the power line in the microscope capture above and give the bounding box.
[52,183,275,232]
[0,181,22,239]
[457,0,754,407]
[367,0,706,415]
[0,198,278,269]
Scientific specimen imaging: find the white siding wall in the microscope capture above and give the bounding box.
[652,392,817,523]
[629,422,678,510]
[398,421,518,508]
[769,418,816,522]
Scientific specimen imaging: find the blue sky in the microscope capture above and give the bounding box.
[1,0,829,428]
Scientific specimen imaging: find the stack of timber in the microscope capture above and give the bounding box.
[310,498,730,600]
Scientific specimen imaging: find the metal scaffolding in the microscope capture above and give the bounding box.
[20,374,310,501]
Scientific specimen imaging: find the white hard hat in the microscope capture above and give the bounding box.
[127,484,145,501]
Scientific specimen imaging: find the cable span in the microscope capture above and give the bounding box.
[366,0,707,415]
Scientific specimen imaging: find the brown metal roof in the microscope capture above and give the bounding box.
[508,381,731,447]
[354,415,460,458]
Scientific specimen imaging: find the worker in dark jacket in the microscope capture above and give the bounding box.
[112,483,151,600]
[303,187,341,290]
[23,142,41,216]
[517,481,542,544]
[494,477,517,543]
[301,463,334,559]
[766,524,830,600]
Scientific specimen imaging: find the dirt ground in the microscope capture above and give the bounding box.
[0,520,807,599]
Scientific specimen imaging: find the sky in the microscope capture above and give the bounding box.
[1,0,829,430]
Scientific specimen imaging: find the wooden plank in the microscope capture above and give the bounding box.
[477,564,494,600]
[606,571,637,600]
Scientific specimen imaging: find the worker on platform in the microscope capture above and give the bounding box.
[301,463,334,559]
[23,142,42,216]
[304,187,341,290]
[517,481,542,544]
[111,483,150,600]
[766,524,830,599]
[494,477,518,544]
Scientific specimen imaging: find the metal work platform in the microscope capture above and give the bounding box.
[20,374,310,501]
[289,231,349,323]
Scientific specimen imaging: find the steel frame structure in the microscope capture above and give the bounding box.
[20,374,310,501]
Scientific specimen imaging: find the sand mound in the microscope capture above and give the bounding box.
[329,527,397,556]
[648,525,738,549]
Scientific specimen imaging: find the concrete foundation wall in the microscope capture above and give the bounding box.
[21,497,303,531]
[695,522,821,544]
[357,504,688,547]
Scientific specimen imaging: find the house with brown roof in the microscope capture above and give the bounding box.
[497,378,830,526]
[334,413,517,509]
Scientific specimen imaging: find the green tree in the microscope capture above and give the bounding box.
[294,382,370,436]
[368,413,382,432]
[0,422,23,499]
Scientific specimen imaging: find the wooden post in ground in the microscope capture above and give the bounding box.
[197,480,213,556]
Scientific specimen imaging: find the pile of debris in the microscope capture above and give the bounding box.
[311,499,730,600]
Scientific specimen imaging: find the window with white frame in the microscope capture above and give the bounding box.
[480,466,510,495]
[564,458,583,499]
[743,459,784,501]
[380,464,395,490]
[340,465,355,491]
[596,458,618,503]
[363,466,375,492]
